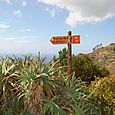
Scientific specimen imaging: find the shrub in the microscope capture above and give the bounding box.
[72,55,110,84]
[89,74,115,114]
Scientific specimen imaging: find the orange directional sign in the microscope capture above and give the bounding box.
[50,35,80,44]
[50,36,69,44]
[72,35,80,44]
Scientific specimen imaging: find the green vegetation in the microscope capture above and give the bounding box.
[91,43,115,74]
[53,47,110,84]
[0,54,101,115]
[72,55,110,84]
[0,44,115,114]
[89,74,115,114]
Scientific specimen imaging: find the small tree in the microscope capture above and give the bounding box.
[58,48,68,66]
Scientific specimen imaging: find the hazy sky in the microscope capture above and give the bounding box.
[0,0,115,56]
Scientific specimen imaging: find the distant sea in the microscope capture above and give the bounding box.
[0,53,54,63]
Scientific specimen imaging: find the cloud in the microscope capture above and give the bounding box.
[20,28,31,32]
[0,23,10,29]
[15,40,32,43]
[13,10,22,17]
[37,0,115,27]
[4,37,16,40]
[45,8,56,17]
[22,1,27,6]
[4,0,11,4]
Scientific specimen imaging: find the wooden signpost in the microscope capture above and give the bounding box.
[50,35,80,44]
[50,31,80,80]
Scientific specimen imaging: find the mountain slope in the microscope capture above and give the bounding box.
[89,43,115,75]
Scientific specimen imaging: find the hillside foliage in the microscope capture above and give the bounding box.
[91,43,115,74]
[89,74,115,114]
[72,55,110,84]
[0,44,114,115]
[54,48,110,84]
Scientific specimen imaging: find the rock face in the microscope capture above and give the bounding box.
[89,43,115,75]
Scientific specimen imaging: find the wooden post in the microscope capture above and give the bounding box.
[38,51,40,59]
[68,31,72,80]
[50,31,80,80]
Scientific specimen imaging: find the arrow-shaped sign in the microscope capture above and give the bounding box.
[50,35,80,44]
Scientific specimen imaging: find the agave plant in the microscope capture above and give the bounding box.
[12,54,62,114]
[42,73,101,115]
[0,56,21,114]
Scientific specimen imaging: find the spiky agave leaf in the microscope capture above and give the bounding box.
[42,96,64,115]
[0,56,20,111]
